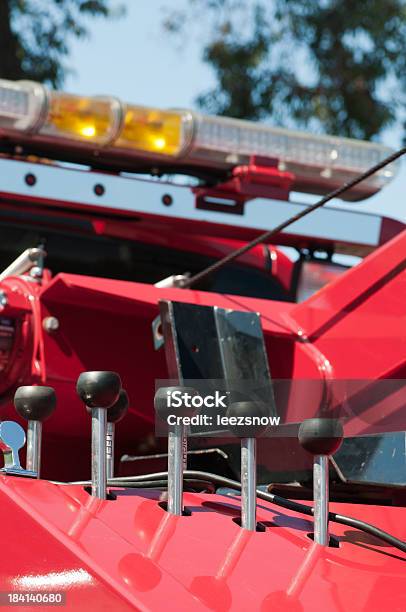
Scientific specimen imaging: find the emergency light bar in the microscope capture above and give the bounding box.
[0,78,399,201]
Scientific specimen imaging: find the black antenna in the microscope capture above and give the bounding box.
[181,146,406,289]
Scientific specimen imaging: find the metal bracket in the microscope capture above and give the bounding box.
[157,300,277,436]
[0,421,37,478]
[0,157,395,256]
[194,156,294,215]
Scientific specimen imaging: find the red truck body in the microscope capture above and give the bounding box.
[0,80,404,610]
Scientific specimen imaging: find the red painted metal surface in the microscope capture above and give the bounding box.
[0,475,405,611]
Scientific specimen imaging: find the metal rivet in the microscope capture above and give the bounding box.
[162,194,173,206]
[94,184,105,197]
[25,173,37,187]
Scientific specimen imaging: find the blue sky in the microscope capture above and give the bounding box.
[65,1,405,222]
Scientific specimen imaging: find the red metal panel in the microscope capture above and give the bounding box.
[0,475,404,611]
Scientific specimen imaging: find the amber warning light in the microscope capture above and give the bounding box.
[0,78,400,201]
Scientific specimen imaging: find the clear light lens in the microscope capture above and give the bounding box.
[114,105,191,156]
[0,79,45,131]
[0,78,399,201]
[188,114,399,200]
[40,92,121,145]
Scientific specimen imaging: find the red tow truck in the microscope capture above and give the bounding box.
[0,78,404,610]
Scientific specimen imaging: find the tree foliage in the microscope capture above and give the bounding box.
[164,0,406,141]
[0,0,123,87]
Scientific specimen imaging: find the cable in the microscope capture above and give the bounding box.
[101,470,406,554]
[113,478,215,493]
[181,146,406,288]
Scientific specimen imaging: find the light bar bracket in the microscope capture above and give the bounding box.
[0,157,403,256]
[194,156,294,215]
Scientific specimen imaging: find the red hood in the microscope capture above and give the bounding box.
[0,475,404,611]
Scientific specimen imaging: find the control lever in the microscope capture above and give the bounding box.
[77,371,121,499]
[226,401,269,531]
[0,421,36,476]
[14,386,56,478]
[106,389,129,479]
[154,386,198,516]
[85,389,129,479]
[298,417,344,546]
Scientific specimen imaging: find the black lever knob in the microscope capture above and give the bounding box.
[226,401,270,438]
[298,418,343,456]
[107,389,129,423]
[76,371,121,409]
[14,386,56,422]
[154,386,199,421]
